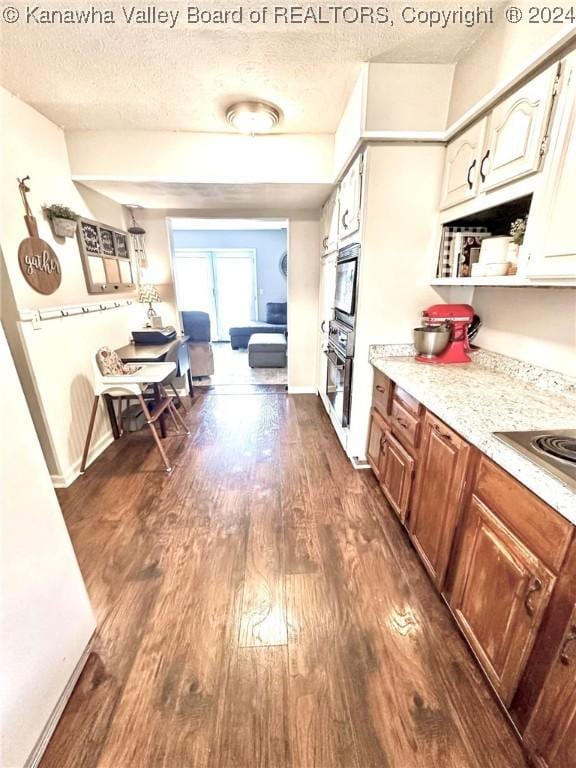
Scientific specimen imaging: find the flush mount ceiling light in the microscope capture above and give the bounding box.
[226,101,281,134]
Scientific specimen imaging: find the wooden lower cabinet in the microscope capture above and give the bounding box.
[523,603,576,768]
[450,495,555,706]
[367,408,387,480]
[379,431,414,523]
[368,369,575,767]
[409,412,471,590]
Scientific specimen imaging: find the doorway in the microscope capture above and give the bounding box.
[173,248,257,342]
[170,219,288,389]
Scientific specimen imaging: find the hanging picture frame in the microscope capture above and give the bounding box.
[76,217,136,294]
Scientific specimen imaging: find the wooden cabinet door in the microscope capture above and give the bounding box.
[527,55,576,278]
[440,118,487,209]
[379,431,414,523]
[451,496,555,705]
[338,153,363,240]
[480,65,558,193]
[409,413,471,590]
[320,191,339,255]
[524,604,576,768]
[367,409,387,480]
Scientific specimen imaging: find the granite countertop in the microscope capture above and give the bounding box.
[369,348,576,524]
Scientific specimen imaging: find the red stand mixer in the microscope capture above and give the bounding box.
[414,304,475,364]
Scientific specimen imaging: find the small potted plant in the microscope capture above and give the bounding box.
[44,204,79,238]
[507,217,527,274]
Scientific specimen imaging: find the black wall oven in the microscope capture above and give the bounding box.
[334,242,360,327]
[325,319,354,428]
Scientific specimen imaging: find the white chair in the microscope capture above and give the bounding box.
[80,350,189,474]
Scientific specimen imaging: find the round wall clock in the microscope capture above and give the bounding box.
[279,251,288,279]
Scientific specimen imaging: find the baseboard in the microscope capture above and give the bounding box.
[51,431,114,488]
[24,636,94,768]
[288,386,317,394]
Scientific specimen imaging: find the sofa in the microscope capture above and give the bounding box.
[229,302,287,349]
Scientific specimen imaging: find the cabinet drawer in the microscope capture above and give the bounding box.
[393,385,422,418]
[372,370,392,418]
[391,399,420,452]
[474,457,572,573]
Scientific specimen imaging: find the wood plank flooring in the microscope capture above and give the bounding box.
[40,392,529,768]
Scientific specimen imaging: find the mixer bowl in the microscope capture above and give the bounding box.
[413,326,451,357]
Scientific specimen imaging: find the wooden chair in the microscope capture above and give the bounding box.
[80,351,189,474]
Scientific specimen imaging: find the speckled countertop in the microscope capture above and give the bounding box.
[369,348,576,525]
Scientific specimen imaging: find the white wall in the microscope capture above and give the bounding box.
[287,218,321,392]
[66,131,334,184]
[365,63,454,132]
[0,86,148,484]
[473,288,576,377]
[348,143,446,460]
[0,324,95,768]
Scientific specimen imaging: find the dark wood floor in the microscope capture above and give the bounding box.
[41,392,529,768]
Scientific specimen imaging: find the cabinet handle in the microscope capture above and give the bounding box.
[342,210,349,230]
[323,236,328,249]
[524,577,542,617]
[321,320,326,333]
[467,159,477,190]
[380,435,387,450]
[395,417,409,429]
[560,625,576,665]
[480,149,490,183]
[375,385,387,394]
[432,423,453,443]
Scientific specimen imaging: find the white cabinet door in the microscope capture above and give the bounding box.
[440,119,487,210]
[320,190,339,256]
[338,153,363,240]
[528,56,576,278]
[317,254,337,393]
[480,66,559,192]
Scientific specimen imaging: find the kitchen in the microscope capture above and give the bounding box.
[1,8,575,768]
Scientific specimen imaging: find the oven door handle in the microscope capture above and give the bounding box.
[324,349,345,369]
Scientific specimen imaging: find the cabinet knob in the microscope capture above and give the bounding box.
[559,624,576,666]
[524,577,542,618]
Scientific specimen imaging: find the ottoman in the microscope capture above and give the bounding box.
[248,333,287,368]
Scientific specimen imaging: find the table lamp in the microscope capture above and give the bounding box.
[138,283,161,327]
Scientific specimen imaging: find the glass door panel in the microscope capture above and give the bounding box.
[213,250,256,341]
[173,251,217,336]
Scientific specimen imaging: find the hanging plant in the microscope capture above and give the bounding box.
[44,204,79,238]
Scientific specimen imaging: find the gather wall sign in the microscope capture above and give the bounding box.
[17,176,62,295]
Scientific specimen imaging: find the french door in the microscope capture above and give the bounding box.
[173,249,257,341]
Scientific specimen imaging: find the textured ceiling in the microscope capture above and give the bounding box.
[0,1,497,132]
[77,180,334,209]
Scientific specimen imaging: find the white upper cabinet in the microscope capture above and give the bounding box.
[338,153,363,240]
[320,190,339,256]
[440,119,487,209]
[479,66,559,193]
[527,55,576,278]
